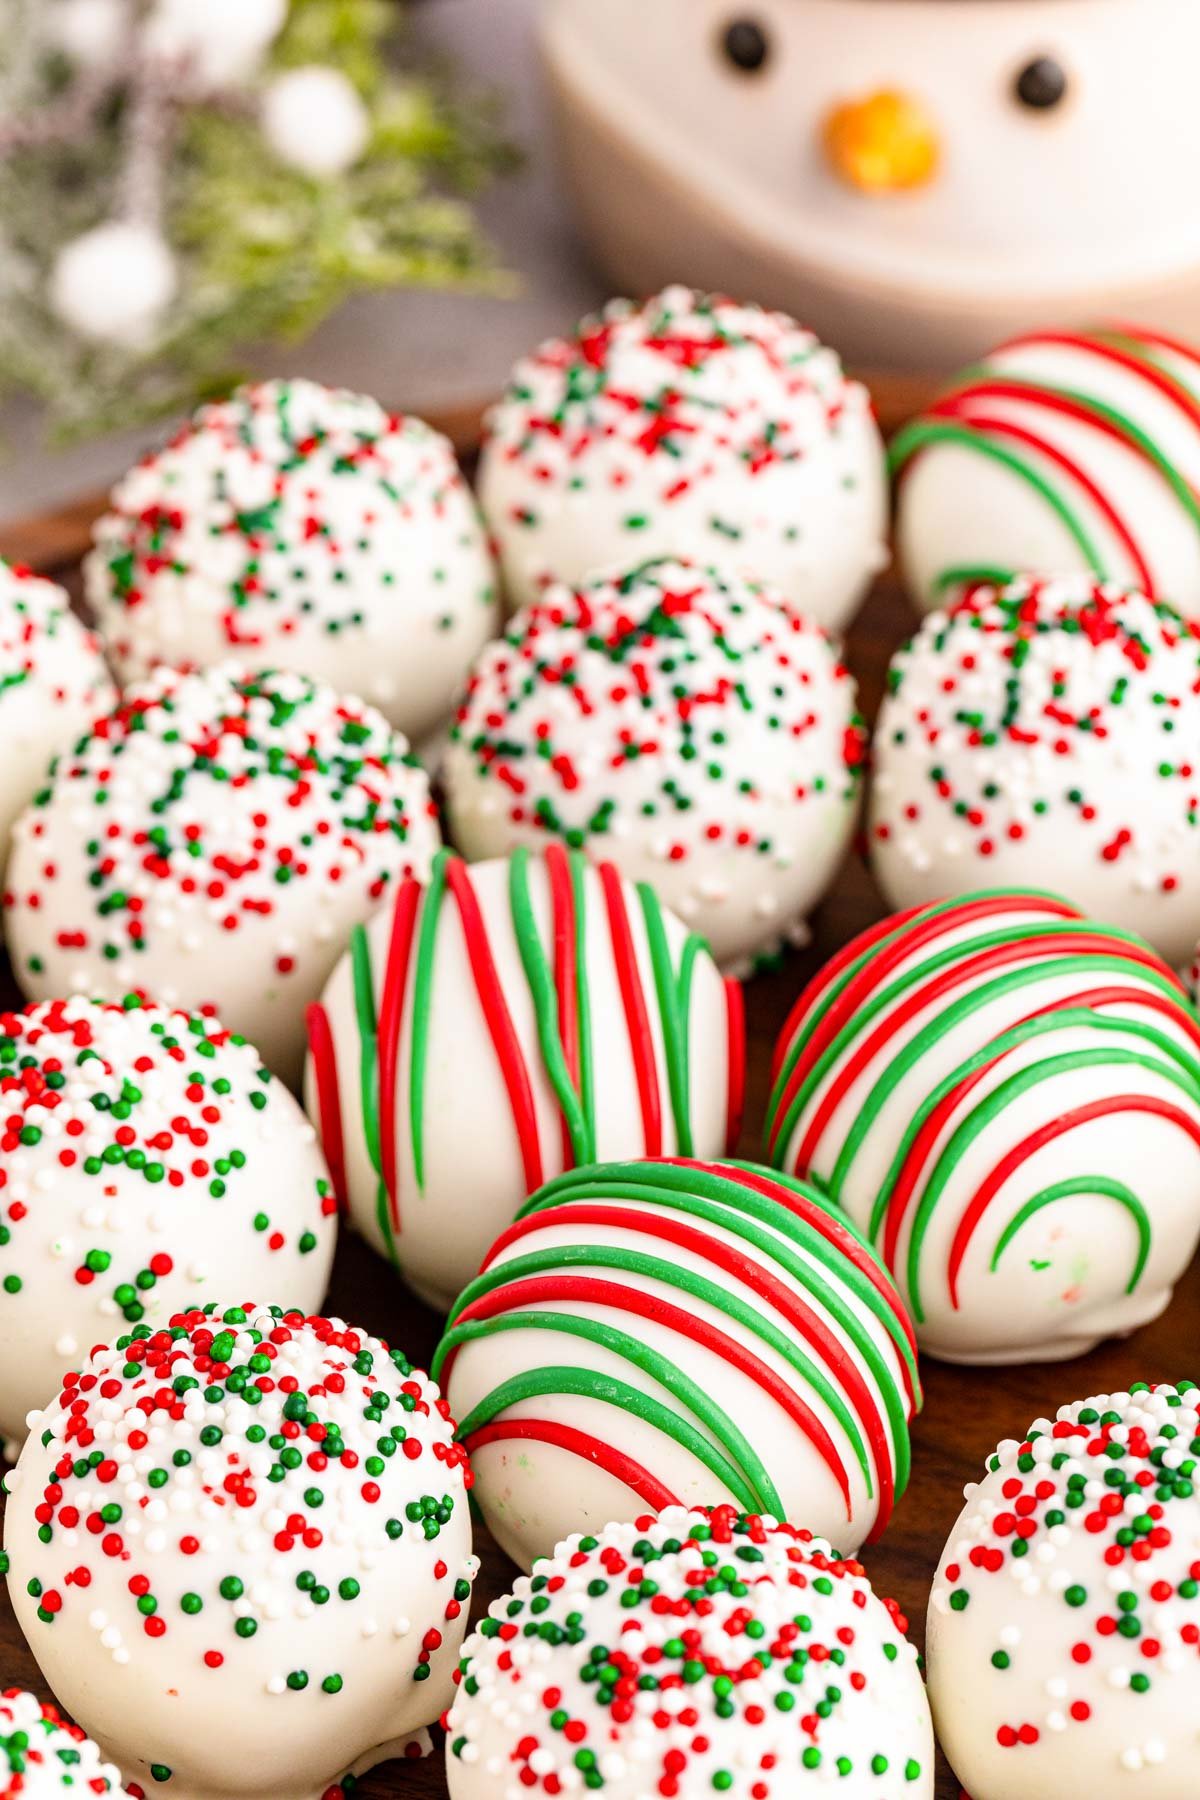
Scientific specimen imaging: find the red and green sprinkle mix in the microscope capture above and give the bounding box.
[0,1686,133,1794]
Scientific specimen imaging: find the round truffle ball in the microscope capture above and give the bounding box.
[892,325,1200,615]
[0,994,335,1449]
[478,287,887,630]
[869,575,1200,966]
[765,891,1200,1364]
[0,1687,135,1794]
[86,379,499,745]
[306,848,744,1310]
[0,559,113,874]
[443,557,865,970]
[445,1503,934,1800]
[929,1382,1200,1798]
[435,1158,919,1569]
[4,664,440,1086]
[4,1302,478,1800]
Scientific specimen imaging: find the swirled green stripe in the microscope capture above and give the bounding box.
[441,1310,782,1513]
[409,848,450,1193]
[349,923,400,1271]
[509,848,593,1165]
[934,564,1020,593]
[569,851,596,1163]
[991,1176,1150,1293]
[637,882,694,1156]
[887,418,1107,578]
[451,1241,874,1496]
[907,1045,1197,1319]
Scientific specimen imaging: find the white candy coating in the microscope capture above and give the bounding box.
[869,576,1200,967]
[0,995,335,1448]
[929,1384,1200,1800]
[0,1687,134,1794]
[4,663,440,1086]
[443,557,865,970]
[4,1305,477,1800]
[0,560,113,876]
[478,286,887,630]
[86,379,499,745]
[446,1504,934,1800]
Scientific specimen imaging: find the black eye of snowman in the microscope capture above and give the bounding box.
[720,19,770,74]
[1014,56,1068,110]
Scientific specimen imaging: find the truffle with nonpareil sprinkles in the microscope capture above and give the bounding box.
[869,574,1200,966]
[3,663,440,1086]
[444,1504,934,1800]
[0,1686,136,1795]
[477,286,887,631]
[929,1382,1200,1798]
[0,994,335,1450]
[443,558,865,970]
[0,558,114,877]
[86,379,499,746]
[2,1303,478,1800]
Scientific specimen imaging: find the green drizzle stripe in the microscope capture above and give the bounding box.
[991,1176,1151,1294]
[569,851,596,1161]
[349,924,400,1271]
[934,563,1019,593]
[638,882,696,1155]
[509,848,593,1164]
[409,849,450,1193]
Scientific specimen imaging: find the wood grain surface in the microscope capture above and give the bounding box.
[0,379,1193,1800]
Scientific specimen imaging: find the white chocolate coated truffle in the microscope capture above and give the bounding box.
[479,286,887,630]
[443,557,865,971]
[0,994,335,1448]
[0,1687,135,1794]
[766,891,1200,1365]
[446,1504,934,1800]
[929,1383,1200,1800]
[0,559,113,875]
[4,664,440,1086]
[305,848,744,1311]
[869,576,1200,967]
[86,379,499,745]
[435,1158,919,1569]
[4,1303,478,1800]
[893,325,1200,615]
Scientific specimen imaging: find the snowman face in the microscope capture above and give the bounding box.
[549,0,1200,298]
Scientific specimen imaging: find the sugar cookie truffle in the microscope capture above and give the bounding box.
[436,1158,919,1569]
[306,848,744,1310]
[0,559,114,874]
[86,378,499,745]
[0,994,335,1449]
[3,1303,477,1800]
[766,891,1200,1364]
[4,664,440,1085]
[869,576,1200,966]
[0,1688,135,1795]
[445,1504,934,1800]
[892,325,1200,614]
[929,1382,1200,1798]
[443,558,865,970]
[478,286,887,630]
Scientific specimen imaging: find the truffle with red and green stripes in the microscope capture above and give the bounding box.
[443,556,867,972]
[444,1503,934,1800]
[0,1687,136,1795]
[892,324,1200,615]
[766,890,1200,1364]
[868,574,1200,966]
[0,992,335,1451]
[477,285,887,631]
[434,1157,920,1569]
[929,1382,1200,1798]
[3,662,441,1088]
[2,1303,477,1800]
[306,847,744,1312]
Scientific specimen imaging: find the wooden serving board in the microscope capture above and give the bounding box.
[0,379,1194,1800]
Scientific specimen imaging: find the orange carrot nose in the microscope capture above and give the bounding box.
[822,88,940,192]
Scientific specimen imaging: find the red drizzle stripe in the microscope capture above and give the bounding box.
[994,329,1200,431]
[480,1201,897,1531]
[599,859,662,1156]
[445,1272,852,1517]
[724,979,746,1154]
[770,901,930,1084]
[948,1095,1200,1307]
[445,857,544,1195]
[462,1418,679,1510]
[305,1002,348,1215]
[546,843,581,1168]
[377,876,421,1229]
